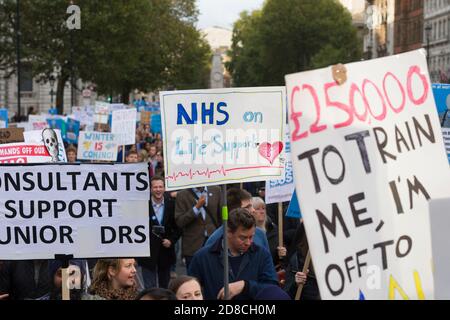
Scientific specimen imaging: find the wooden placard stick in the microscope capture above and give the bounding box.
[295,250,311,300]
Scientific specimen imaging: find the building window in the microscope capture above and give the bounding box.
[19,64,33,92]
[433,22,437,40]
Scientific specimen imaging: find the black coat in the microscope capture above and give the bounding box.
[0,260,51,300]
[137,194,181,270]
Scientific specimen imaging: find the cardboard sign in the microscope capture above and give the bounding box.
[0,128,24,144]
[0,163,150,259]
[111,108,137,145]
[160,87,286,190]
[285,49,450,299]
[141,111,152,124]
[77,131,118,161]
[265,133,295,204]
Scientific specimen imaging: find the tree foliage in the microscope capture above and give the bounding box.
[0,0,211,112]
[227,0,362,87]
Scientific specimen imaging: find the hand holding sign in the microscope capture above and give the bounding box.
[195,195,206,209]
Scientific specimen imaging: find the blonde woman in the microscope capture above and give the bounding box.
[251,197,287,265]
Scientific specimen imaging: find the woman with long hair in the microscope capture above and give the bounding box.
[88,258,138,300]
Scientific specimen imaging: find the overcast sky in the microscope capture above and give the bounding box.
[196,0,265,30]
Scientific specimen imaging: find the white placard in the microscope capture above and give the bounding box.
[265,132,295,204]
[429,198,450,300]
[23,129,67,162]
[72,106,95,129]
[95,101,111,114]
[160,87,286,190]
[285,49,450,299]
[111,108,137,145]
[78,131,118,161]
[0,163,150,259]
[28,115,49,130]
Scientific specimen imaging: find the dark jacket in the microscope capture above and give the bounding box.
[266,202,299,248]
[284,223,320,300]
[175,186,222,257]
[188,237,278,300]
[0,260,51,300]
[265,217,280,265]
[137,194,181,269]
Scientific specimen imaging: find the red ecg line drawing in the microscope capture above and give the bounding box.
[166,165,284,182]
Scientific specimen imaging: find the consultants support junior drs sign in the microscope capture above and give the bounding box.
[0,163,150,260]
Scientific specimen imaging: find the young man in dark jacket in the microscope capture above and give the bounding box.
[188,208,278,300]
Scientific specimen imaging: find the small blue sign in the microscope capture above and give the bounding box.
[432,83,450,114]
[47,118,67,140]
[286,189,302,219]
[0,109,8,127]
[48,108,58,115]
[151,114,162,134]
[65,118,80,144]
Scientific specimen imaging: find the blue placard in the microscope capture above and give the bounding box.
[0,109,8,127]
[46,118,67,140]
[432,83,450,114]
[151,114,162,134]
[286,189,302,219]
[48,108,58,115]
[65,118,80,144]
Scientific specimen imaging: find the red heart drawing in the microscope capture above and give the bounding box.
[258,141,283,164]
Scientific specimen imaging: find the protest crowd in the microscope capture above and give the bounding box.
[0,100,316,301]
[0,51,449,303]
